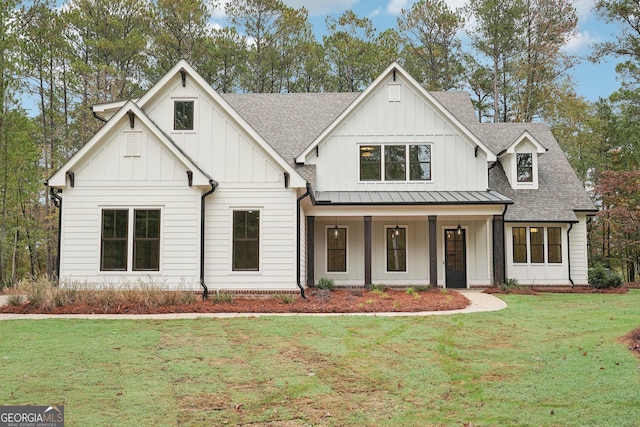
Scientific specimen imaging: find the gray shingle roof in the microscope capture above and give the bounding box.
[222,92,358,187]
[222,90,595,221]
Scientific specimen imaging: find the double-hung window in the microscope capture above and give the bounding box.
[360,144,431,181]
[516,153,533,183]
[386,227,407,272]
[233,210,260,271]
[327,227,347,272]
[101,209,161,271]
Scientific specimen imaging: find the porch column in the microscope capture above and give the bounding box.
[306,216,315,287]
[364,215,372,287]
[428,215,437,287]
[493,214,505,286]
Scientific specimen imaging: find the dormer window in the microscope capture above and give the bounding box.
[174,100,194,130]
[517,153,533,183]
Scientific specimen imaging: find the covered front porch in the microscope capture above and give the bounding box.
[304,192,511,289]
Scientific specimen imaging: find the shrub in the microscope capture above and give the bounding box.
[275,294,296,304]
[315,277,335,290]
[370,284,386,292]
[588,264,623,289]
[411,285,431,292]
[211,291,233,304]
[499,278,521,292]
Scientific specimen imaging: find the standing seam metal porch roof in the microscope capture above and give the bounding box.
[314,191,512,205]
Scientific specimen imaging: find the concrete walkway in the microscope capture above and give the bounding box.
[0,290,506,321]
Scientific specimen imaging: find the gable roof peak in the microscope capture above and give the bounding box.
[295,62,497,163]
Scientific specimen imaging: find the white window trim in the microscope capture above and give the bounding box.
[97,206,164,274]
[357,143,434,183]
[512,152,539,189]
[172,98,197,133]
[325,225,349,275]
[385,224,409,274]
[229,208,262,274]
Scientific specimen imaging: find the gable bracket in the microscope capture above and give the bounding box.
[186,170,193,187]
[180,69,187,87]
[475,146,479,158]
[284,172,290,189]
[315,146,319,157]
[393,69,396,81]
[66,171,75,187]
[126,110,135,128]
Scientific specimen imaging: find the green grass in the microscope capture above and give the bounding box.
[1,291,640,426]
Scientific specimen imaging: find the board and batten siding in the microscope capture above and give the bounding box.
[143,74,285,186]
[309,74,488,193]
[204,187,299,291]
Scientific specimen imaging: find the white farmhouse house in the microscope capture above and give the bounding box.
[47,60,596,296]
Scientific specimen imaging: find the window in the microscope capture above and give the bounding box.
[513,226,563,264]
[409,145,431,180]
[101,210,129,271]
[547,227,562,263]
[101,209,161,272]
[387,227,406,272]
[385,145,406,180]
[327,227,347,272]
[530,227,544,263]
[517,153,533,183]
[360,146,381,181]
[233,210,260,271]
[174,100,194,130]
[359,144,432,182]
[512,227,527,263]
[133,210,161,271]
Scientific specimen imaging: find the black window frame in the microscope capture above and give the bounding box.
[547,227,562,263]
[516,153,533,183]
[133,209,161,271]
[359,145,382,181]
[233,210,260,271]
[530,227,544,263]
[386,226,407,272]
[512,227,527,263]
[174,100,194,131]
[100,209,129,271]
[409,144,431,180]
[384,145,407,181]
[327,227,347,272]
[359,143,432,182]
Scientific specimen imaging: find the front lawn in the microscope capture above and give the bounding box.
[1,291,639,426]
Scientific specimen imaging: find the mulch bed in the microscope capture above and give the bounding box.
[0,288,470,315]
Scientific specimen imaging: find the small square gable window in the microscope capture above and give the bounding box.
[174,100,194,130]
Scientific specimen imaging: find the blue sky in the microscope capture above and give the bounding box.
[212,0,623,102]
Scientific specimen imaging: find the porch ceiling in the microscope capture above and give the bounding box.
[314,190,512,205]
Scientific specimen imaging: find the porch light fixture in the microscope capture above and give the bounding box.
[393,217,400,238]
[333,217,339,238]
[456,216,462,235]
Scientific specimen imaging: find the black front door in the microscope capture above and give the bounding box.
[445,229,467,288]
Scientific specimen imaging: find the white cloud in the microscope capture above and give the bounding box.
[211,0,229,19]
[563,30,599,53]
[282,0,359,16]
[573,0,596,22]
[386,0,409,15]
[369,7,382,18]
